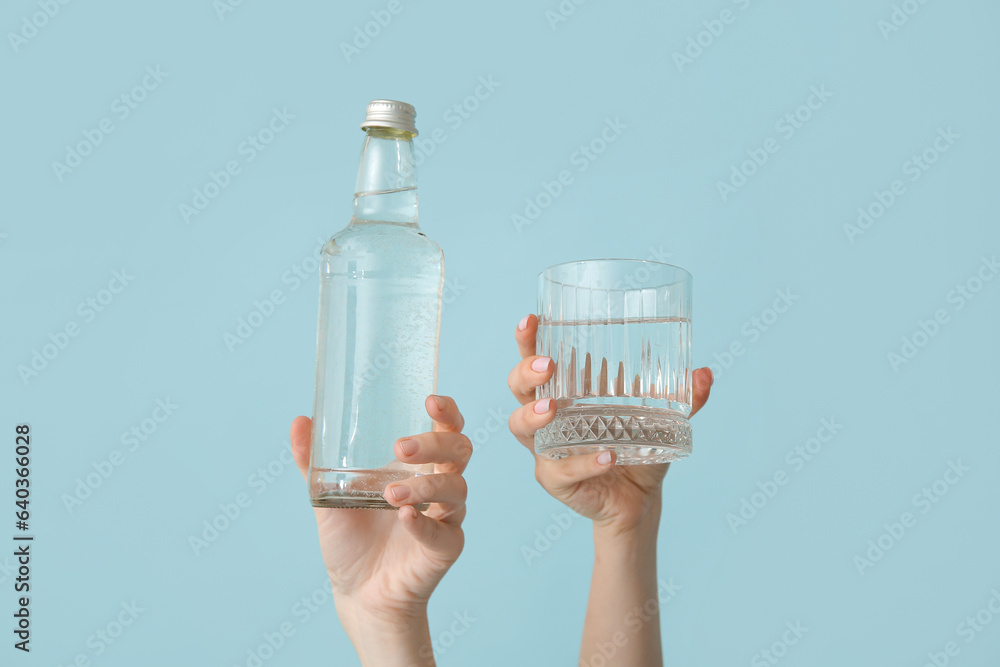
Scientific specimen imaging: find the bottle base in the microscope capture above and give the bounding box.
[534,406,692,465]
[309,467,430,511]
[311,493,428,512]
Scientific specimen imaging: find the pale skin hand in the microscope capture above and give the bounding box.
[508,314,713,667]
[289,395,471,667]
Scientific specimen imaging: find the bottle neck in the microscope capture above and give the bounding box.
[352,127,419,226]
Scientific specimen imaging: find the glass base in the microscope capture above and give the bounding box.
[309,467,429,511]
[534,406,692,465]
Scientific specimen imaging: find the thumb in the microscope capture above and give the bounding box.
[689,367,714,418]
[535,450,616,495]
[289,416,312,481]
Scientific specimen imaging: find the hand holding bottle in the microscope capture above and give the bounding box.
[289,395,471,666]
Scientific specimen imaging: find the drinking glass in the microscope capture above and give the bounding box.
[534,259,693,464]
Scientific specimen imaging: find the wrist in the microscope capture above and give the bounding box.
[593,495,662,545]
[335,595,435,667]
[335,592,429,627]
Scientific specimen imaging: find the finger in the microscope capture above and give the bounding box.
[515,314,538,359]
[507,355,554,405]
[507,398,557,451]
[689,367,714,419]
[426,395,464,433]
[398,505,466,555]
[290,416,312,481]
[394,431,473,474]
[384,473,467,514]
[535,449,616,493]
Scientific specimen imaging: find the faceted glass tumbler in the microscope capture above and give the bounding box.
[534,259,693,464]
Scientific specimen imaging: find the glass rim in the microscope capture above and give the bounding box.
[538,258,692,287]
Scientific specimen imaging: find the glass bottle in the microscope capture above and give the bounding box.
[308,100,443,509]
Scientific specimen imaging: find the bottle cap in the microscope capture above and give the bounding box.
[361,99,418,135]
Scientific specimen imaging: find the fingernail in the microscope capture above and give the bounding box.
[534,398,552,414]
[431,395,446,410]
[706,368,715,385]
[597,451,612,465]
[518,315,530,331]
[398,438,419,456]
[389,485,410,501]
[531,357,551,372]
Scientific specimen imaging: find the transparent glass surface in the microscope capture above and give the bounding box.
[308,127,443,509]
[535,259,693,464]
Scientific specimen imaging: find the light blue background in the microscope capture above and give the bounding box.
[2,0,999,664]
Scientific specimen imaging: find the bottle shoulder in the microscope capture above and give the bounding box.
[324,221,443,263]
